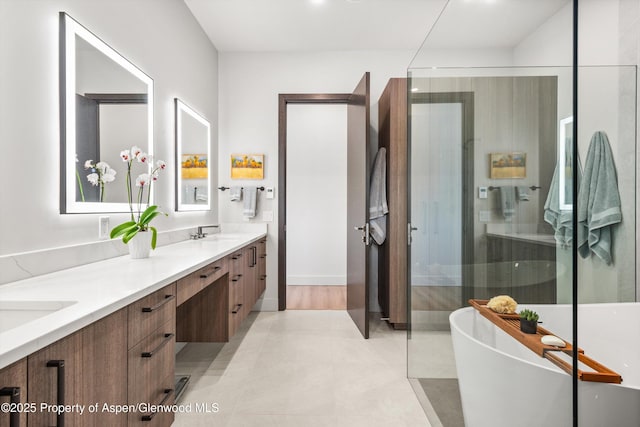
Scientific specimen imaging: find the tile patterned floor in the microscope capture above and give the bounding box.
[173,310,431,426]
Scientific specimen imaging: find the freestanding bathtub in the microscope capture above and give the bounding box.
[450,303,640,427]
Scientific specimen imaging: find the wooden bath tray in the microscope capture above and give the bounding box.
[469,299,622,384]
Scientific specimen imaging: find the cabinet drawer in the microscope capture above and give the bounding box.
[128,373,175,426]
[128,283,176,349]
[128,319,175,409]
[0,359,27,427]
[177,258,228,306]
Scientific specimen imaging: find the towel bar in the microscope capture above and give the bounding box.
[488,185,540,191]
[218,186,265,191]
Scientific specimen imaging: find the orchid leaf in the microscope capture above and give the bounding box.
[139,205,158,224]
[122,227,140,244]
[110,221,137,239]
[150,226,158,249]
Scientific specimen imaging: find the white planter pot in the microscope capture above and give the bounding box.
[128,230,152,259]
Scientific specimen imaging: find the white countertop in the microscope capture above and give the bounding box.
[0,231,266,369]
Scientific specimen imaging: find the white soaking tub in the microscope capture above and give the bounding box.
[450,303,640,427]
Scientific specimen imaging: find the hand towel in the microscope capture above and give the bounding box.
[577,131,621,265]
[230,186,242,202]
[544,165,574,248]
[243,186,257,219]
[369,148,388,245]
[499,186,516,220]
[516,186,530,202]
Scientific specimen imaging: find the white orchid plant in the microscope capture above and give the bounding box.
[110,146,167,249]
[84,160,116,202]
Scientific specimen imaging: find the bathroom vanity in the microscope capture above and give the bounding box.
[0,230,266,426]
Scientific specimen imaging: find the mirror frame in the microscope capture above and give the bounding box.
[59,12,154,213]
[174,98,211,211]
[558,116,573,211]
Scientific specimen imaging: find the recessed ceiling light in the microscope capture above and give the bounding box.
[310,0,325,5]
[411,88,419,92]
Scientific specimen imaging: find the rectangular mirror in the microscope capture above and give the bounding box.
[175,99,211,211]
[558,116,573,210]
[60,12,154,213]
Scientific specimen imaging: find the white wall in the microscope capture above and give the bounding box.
[286,104,347,286]
[218,50,415,310]
[0,0,218,256]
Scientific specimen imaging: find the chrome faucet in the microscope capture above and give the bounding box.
[191,225,219,239]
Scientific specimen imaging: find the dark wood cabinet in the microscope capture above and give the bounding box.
[256,238,267,300]
[485,235,556,303]
[128,283,176,426]
[28,307,128,426]
[0,359,27,427]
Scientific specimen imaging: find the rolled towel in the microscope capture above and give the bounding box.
[230,186,242,202]
[243,187,257,219]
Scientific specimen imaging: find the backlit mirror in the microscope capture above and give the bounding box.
[175,99,211,211]
[60,12,153,213]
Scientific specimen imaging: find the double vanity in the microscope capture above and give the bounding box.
[0,229,267,426]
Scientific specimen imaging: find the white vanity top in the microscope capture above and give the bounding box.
[0,230,266,369]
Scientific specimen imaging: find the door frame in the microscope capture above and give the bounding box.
[407,91,475,308]
[278,93,351,311]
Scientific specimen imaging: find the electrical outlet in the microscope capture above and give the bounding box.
[99,216,109,239]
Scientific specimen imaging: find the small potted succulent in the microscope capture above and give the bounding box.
[519,309,539,334]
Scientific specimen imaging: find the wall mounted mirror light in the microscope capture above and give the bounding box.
[558,116,574,211]
[175,99,211,211]
[60,12,154,213]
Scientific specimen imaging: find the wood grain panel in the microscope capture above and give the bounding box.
[0,359,27,427]
[176,277,229,342]
[287,285,346,310]
[128,283,176,349]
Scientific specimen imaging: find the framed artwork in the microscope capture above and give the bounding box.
[181,154,208,179]
[231,154,264,179]
[489,152,526,179]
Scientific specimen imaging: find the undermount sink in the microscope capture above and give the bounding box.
[0,300,77,333]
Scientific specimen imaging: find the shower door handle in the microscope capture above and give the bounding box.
[408,224,418,245]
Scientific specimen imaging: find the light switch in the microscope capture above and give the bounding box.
[266,187,275,199]
[479,210,490,222]
[262,210,274,222]
[99,216,109,239]
[478,186,488,199]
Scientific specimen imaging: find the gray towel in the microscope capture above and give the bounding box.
[577,131,621,265]
[243,186,257,219]
[230,186,242,202]
[516,186,530,202]
[544,166,574,248]
[369,148,388,245]
[499,186,516,220]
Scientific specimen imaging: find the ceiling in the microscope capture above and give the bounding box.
[183,0,570,53]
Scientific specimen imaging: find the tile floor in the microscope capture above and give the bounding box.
[173,310,431,426]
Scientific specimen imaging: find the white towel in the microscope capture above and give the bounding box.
[369,148,388,245]
[516,186,530,202]
[243,187,257,219]
[230,186,242,202]
[499,186,516,220]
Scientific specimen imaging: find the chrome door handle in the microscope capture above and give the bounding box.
[408,224,418,244]
[354,223,370,246]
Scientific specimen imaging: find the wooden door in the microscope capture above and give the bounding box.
[346,72,371,339]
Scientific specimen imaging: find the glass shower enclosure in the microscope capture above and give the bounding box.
[406,1,638,426]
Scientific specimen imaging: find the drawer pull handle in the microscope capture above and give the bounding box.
[142,294,175,313]
[46,360,65,427]
[141,389,173,422]
[231,274,243,282]
[231,303,243,314]
[141,333,174,358]
[0,387,21,427]
[200,266,222,279]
